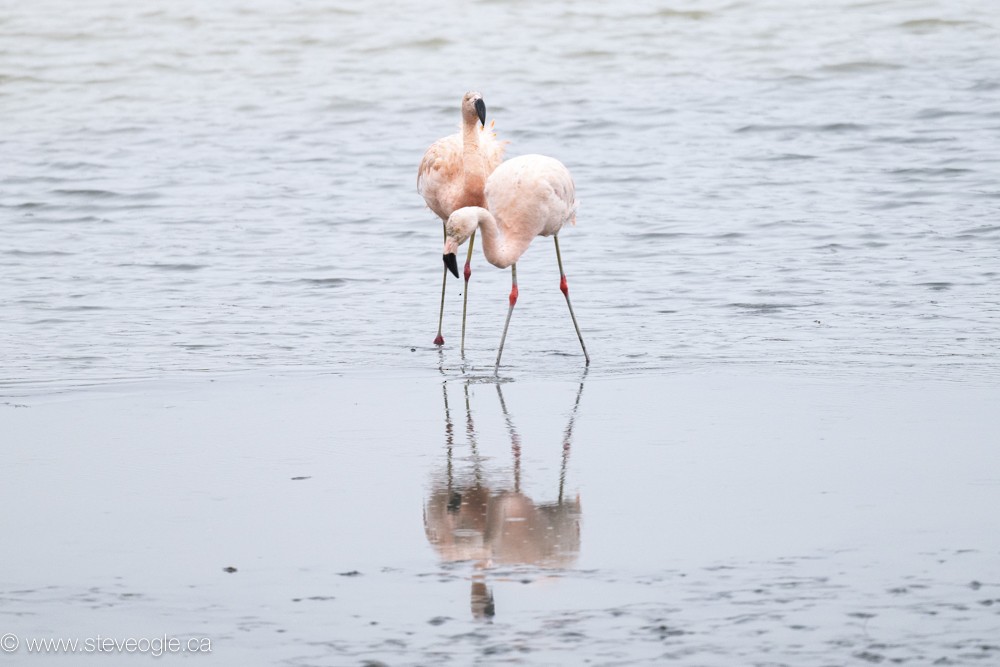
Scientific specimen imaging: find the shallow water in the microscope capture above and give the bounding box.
[2,0,999,388]
[3,372,1000,664]
[2,1,1000,664]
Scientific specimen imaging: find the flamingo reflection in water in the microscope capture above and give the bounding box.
[423,377,586,619]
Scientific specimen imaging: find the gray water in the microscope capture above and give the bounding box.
[3,0,999,388]
[4,372,1000,665]
[3,2,1000,666]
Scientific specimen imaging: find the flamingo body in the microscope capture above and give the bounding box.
[444,154,577,268]
[442,154,589,368]
[418,91,505,347]
[417,93,505,224]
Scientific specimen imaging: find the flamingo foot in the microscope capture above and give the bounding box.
[434,335,445,346]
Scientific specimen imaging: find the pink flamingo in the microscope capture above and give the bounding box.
[442,154,590,370]
[418,91,506,348]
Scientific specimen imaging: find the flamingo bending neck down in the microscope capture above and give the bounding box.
[417,91,506,349]
[443,154,590,370]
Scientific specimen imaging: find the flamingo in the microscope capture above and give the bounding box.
[417,91,506,348]
[442,154,590,370]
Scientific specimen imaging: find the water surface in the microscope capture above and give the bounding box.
[1,1,999,664]
[3,372,999,664]
[2,0,998,388]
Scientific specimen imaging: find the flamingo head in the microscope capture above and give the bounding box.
[443,207,483,278]
[463,91,486,128]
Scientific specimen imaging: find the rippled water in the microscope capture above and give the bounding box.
[4,5,1000,663]
[3,0,1000,388]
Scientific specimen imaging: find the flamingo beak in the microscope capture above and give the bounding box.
[443,253,459,278]
[474,98,486,128]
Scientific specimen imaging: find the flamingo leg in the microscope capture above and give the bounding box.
[494,263,518,372]
[554,235,590,365]
[434,221,447,346]
[460,229,476,357]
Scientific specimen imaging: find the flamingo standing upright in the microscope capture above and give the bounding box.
[418,91,506,349]
[442,154,590,370]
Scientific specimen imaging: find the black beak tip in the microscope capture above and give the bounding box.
[474,98,486,127]
[443,253,459,278]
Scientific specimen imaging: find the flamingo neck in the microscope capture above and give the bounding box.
[475,210,525,269]
[461,121,486,206]
[461,116,481,150]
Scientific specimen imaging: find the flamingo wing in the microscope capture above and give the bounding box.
[486,154,577,240]
[417,133,463,221]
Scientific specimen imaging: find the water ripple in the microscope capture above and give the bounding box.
[1,0,998,390]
